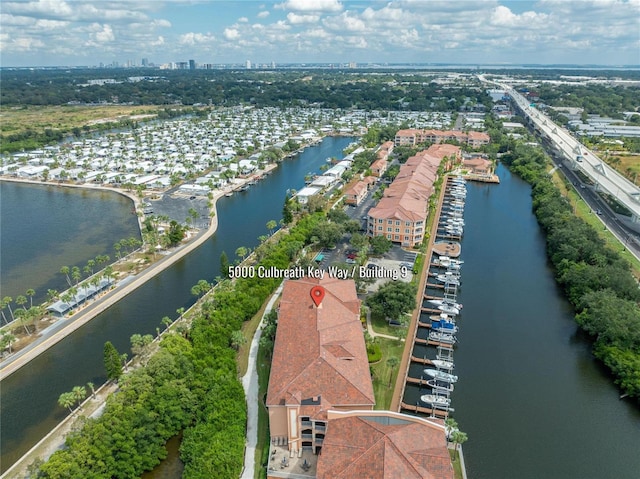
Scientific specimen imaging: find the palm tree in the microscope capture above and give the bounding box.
[58,392,76,413]
[87,382,96,399]
[451,430,468,453]
[71,266,81,285]
[26,289,36,308]
[266,219,277,236]
[161,316,172,331]
[176,307,185,320]
[1,297,15,324]
[1,331,16,354]
[235,246,248,261]
[15,295,27,312]
[72,385,87,407]
[386,356,400,387]
[60,266,72,287]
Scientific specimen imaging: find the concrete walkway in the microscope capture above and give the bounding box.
[240,282,284,479]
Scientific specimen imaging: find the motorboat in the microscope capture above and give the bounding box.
[431,319,458,333]
[427,297,462,309]
[424,368,458,383]
[435,274,460,286]
[437,256,464,267]
[427,379,455,393]
[420,394,452,408]
[431,359,454,370]
[438,304,460,315]
[428,330,457,344]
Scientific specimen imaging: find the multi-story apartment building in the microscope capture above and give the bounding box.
[266,277,375,456]
[366,144,461,247]
[395,128,490,148]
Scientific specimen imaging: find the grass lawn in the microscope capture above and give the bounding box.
[0,105,162,138]
[370,337,408,410]
[254,342,272,479]
[449,448,464,479]
[552,173,640,277]
[370,311,408,338]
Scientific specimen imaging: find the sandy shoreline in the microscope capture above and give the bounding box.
[0,165,276,380]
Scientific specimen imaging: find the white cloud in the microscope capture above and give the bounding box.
[224,27,240,40]
[238,16,248,23]
[324,11,366,32]
[277,0,343,12]
[93,24,115,43]
[257,10,270,18]
[286,12,320,24]
[179,32,215,45]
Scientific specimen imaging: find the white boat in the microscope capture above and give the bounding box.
[437,256,464,265]
[435,274,460,286]
[424,369,458,383]
[427,298,462,309]
[438,303,460,315]
[420,393,452,408]
[427,379,455,393]
[446,218,465,226]
[431,359,454,370]
[428,330,457,344]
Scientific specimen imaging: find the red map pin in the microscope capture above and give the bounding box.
[310,285,325,307]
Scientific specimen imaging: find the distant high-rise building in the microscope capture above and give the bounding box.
[141,58,149,67]
[189,59,196,70]
[246,59,252,69]
[271,61,276,69]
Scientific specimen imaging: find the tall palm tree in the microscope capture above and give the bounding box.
[386,356,400,387]
[58,392,76,413]
[60,266,72,287]
[1,297,15,325]
[26,289,36,309]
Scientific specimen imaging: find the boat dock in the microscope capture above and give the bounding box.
[400,402,450,418]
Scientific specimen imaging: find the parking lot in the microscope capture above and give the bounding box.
[314,181,420,293]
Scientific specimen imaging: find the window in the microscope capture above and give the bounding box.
[395,228,400,233]
[405,229,410,234]
[395,220,400,226]
[387,227,392,232]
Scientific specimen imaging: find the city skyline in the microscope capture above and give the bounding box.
[1,0,639,68]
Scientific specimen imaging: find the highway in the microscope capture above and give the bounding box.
[479,75,640,224]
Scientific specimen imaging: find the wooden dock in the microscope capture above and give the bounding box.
[414,337,453,348]
[406,376,431,387]
[421,307,442,314]
[400,402,449,418]
[410,355,435,366]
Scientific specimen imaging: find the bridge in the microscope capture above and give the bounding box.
[479,75,640,228]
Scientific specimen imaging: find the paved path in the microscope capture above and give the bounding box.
[240,282,284,479]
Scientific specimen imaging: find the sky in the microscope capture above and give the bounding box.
[1,0,639,68]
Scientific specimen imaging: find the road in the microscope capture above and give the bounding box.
[478,74,640,224]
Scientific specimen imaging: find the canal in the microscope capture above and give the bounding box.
[0,136,355,472]
[404,163,640,478]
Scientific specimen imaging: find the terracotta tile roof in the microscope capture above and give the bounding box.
[317,413,454,479]
[368,149,442,223]
[266,277,375,413]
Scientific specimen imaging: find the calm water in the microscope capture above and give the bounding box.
[0,136,355,472]
[404,163,640,478]
[0,182,140,304]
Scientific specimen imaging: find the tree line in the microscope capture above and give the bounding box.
[501,141,640,402]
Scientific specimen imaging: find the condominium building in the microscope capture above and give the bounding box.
[266,277,375,456]
[395,128,490,147]
[366,145,460,246]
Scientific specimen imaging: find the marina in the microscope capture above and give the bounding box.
[401,176,467,419]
